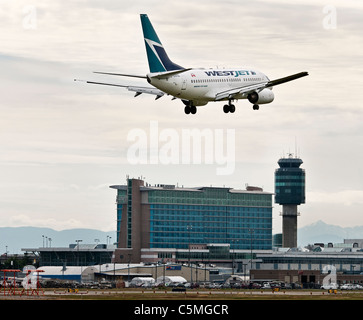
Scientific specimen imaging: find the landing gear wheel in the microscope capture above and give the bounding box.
[184,106,191,114]
[223,104,235,113]
[191,106,197,114]
[253,104,259,110]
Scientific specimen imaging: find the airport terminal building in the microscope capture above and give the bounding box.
[110,178,273,264]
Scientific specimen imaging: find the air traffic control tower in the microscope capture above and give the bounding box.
[275,154,305,248]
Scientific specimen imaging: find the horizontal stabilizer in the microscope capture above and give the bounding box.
[93,72,147,79]
[74,79,164,98]
[149,68,192,79]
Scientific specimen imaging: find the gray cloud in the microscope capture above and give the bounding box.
[0,0,363,232]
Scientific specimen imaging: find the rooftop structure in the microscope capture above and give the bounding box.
[22,243,116,266]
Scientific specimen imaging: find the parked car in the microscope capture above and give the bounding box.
[291,283,302,289]
[262,282,271,289]
[281,283,292,289]
[340,283,355,290]
[270,282,281,289]
[248,282,262,289]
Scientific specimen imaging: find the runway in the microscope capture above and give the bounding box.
[40,288,362,299]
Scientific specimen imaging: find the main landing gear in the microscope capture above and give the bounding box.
[253,104,259,110]
[184,105,197,114]
[182,100,198,114]
[223,101,236,113]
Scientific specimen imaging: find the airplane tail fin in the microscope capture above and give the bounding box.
[140,14,184,73]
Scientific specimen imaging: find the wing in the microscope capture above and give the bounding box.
[215,71,308,101]
[74,79,165,100]
[265,71,309,87]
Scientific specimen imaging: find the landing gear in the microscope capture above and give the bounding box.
[253,104,259,110]
[223,101,236,113]
[184,105,197,114]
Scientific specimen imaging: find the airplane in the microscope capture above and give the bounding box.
[75,14,308,115]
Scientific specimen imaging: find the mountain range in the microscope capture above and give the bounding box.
[1,220,363,254]
[297,220,363,246]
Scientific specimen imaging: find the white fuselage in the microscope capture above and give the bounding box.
[149,68,270,105]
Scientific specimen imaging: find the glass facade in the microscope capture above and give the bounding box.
[38,249,114,266]
[113,182,273,252]
[116,204,123,244]
[127,179,132,247]
[149,203,271,250]
[116,189,127,246]
[258,254,363,273]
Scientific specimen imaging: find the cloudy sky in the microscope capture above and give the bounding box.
[1,0,363,241]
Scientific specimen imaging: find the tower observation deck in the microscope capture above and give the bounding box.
[275,154,305,248]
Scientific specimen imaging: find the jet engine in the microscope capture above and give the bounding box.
[247,88,274,105]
